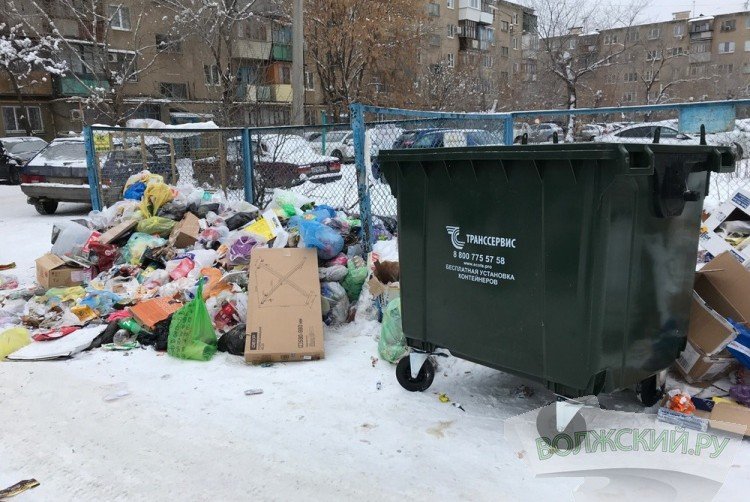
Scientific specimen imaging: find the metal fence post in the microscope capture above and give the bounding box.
[242,128,254,204]
[350,102,373,251]
[83,125,102,211]
[503,113,515,146]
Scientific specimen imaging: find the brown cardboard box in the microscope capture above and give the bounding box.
[99,220,138,245]
[675,339,737,383]
[35,253,91,289]
[129,297,183,329]
[709,401,750,436]
[169,213,200,249]
[245,247,324,363]
[689,252,750,355]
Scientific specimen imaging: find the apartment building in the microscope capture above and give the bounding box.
[418,0,537,110]
[1,0,296,137]
[536,9,750,110]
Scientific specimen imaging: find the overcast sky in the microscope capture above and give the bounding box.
[630,0,745,23]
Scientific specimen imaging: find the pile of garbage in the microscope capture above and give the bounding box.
[0,171,400,364]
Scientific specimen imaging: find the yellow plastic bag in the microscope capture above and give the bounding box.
[45,286,87,303]
[0,327,30,360]
[140,182,174,218]
[136,216,176,237]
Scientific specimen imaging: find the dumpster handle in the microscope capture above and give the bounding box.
[709,148,736,174]
[622,145,654,175]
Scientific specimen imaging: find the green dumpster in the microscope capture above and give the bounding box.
[380,143,735,403]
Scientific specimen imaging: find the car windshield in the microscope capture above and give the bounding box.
[6,139,46,156]
[32,142,86,163]
[468,131,503,145]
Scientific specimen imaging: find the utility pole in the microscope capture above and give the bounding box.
[291,0,304,125]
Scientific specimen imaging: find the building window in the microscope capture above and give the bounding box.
[513,62,519,73]
[513,13,519,25]
[605,74,617,84]
[446,53,455,68]
[447,24,457,38]
[500,71,509,81]
[622,92,635,102]
[245,19,267,41]
[627,29,639,42]
[447,0,454,9]
[501,21,509,32]
[718,41,735,53]
[693,42,709,53]
[469,0,479,8]
[156,34,182,53]
[646,49,662,60]
[716,63,734,73]
[668,47,684,56]
[746,17,750,29]
[501,46,509,57]
[744,63,750,74]
[674,24,685,36]
[108,51,137,81]
[427,2,440,16]
[689,64,707,76]
[746,40,750,51]
[304,70,314,90]
[721,19,736,31]
[2,106,43,133]
[159,82,187,99]
[204,65,220,86]
[108,5,131,30]
[482,54,493,67]
[281,66,291,84]
[512,37,518,49]
[648,27,661,39]
[568,38,576,50]
[429,34,441,46]
[644,70,658,81]
[624,71,637,82]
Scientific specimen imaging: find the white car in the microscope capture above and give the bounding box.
[309,130,355,162]
[594,123,747,159]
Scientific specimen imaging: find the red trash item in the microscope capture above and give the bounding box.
[214,302,240,332]
[169,258,195,280]
[33,326,78,341]
[107,310,132,322]
[668,392,696,414]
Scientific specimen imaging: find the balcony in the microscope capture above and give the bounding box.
[232,39,272,60]
[459,37,484,51]
[270,84,292,102]
[688,52,711,63]
[272,43,292,61]
[459,0,493,25]
[1,71,54,96]
[248,84,292,103]
[689,31,713,42]
[522,49,537,59]
[57,75,110,97]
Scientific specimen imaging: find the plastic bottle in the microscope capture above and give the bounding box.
[169,258,195,280]
[113,329,134,346]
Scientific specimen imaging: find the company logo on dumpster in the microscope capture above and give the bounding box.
[446,226,465,250]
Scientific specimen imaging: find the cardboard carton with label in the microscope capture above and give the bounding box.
[245,248,324,363]
[35,253,92,289]
[699,188,750,267]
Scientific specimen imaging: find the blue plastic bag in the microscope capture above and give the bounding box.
[80,288,122,315]
[289,216,344,260]
[124,181,147,201]
[304,205,337,222]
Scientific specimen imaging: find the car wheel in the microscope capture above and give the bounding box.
[34,199,58,215]
[331,150,343,161]
[7,167,21,185]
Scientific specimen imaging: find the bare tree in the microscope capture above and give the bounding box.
[529,0,647,141]
[7,0,174,125]
[305,0,426,120]
[158,0,280,126]
[0,22,66,134]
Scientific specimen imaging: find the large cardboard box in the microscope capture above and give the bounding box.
[245,248,324,363]
[689,252,750,355]
[709,401,750,436]
[169,213,201,249]
[99,220,137,245]
[674,339,737,383]
[36,253,91,289]
[699,188,750,266]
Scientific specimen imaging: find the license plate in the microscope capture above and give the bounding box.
[310,165,327,174]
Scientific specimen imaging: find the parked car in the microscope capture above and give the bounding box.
[407,129,504,148]
[575,124,605,142]
[21,136,174,215]
[390,128,443,149]
[513,122,530,143]
[0,136,48,185]
[526,123,565,143]
[309,130,355,162]
[231,134,342,189]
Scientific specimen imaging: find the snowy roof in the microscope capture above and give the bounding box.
[170,112,215,119]
[688,16,714,22]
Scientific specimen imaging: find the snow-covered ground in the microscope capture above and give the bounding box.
[1,183,749,500]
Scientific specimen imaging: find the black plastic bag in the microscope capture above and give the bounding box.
[217,323,246,356]
[225,212,257,231]
[137,315,172,351]
[157,201,187,221]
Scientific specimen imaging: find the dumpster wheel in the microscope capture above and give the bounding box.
[396,356,435,392]
[636,374,665,407]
